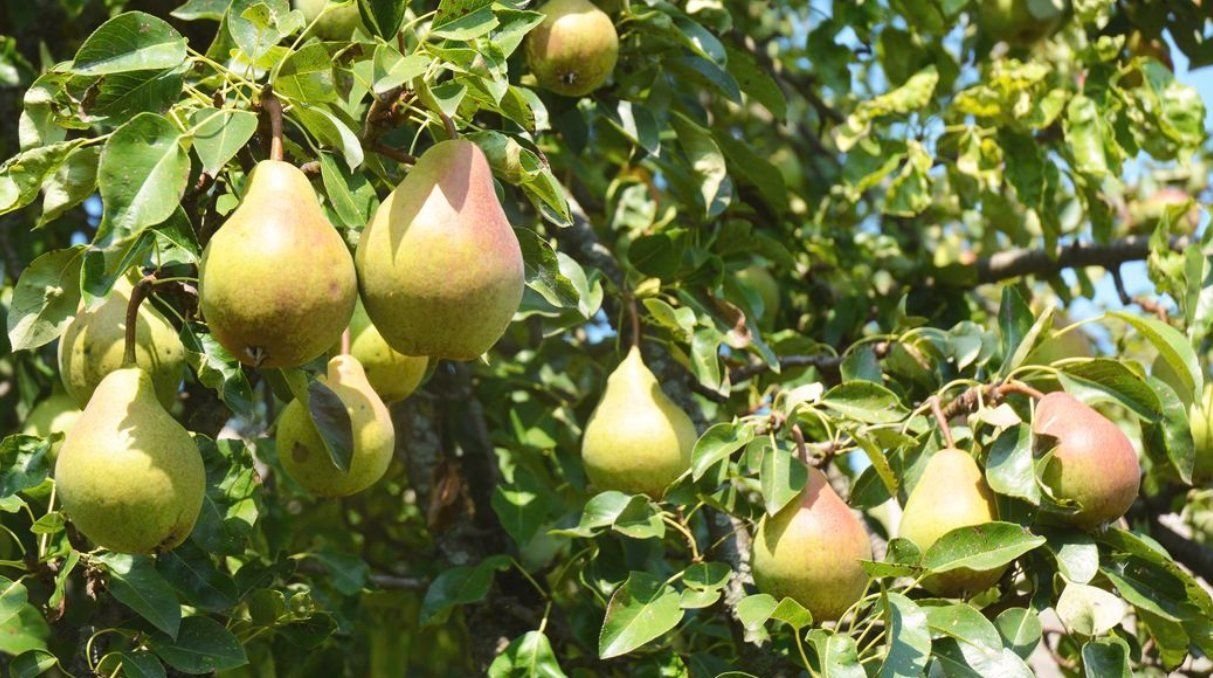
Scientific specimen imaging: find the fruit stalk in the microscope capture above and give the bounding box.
[439,110,457,140]
[790,423,809,465]
[122,274,157,368]
[261,86,285,162]
[341,328,351,355]
[627,295,641,349]
[929,395,955,448]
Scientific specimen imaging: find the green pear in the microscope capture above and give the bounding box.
[1023,317,1093,366]
[199,160,357,368]
[899,447,1003,596]
[977,0,1065,46]
[276,355,395,497]
[356,140,524,360]
[751,468,872,622]
[22,393,81,458]
[1190,384,1213,484]
[55,367,205,554]
[580,346,697,498]
[525,0,619,97]
[342,299,427,403]
[294,0,364,40]
[735,265,780,325]
[59,275,185,410]
[1032,392,1141,529]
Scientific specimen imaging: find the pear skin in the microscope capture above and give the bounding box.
[751,468,872,622]
[276,355,395,497]
[735,265,780,325]
[580,347,697,498]
[355,140,524,360]
[59,276,184,410]
[899,447,1003,596]
[977,0,1064,46]
[525,0,619,97]
[1191,384,1213,484]
[199,160,357,368]
[1033,392,1141,529]
[342,299,427,403]
[55,367,205,554]
[22,393,82,459]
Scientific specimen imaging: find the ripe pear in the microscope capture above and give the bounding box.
[580,347,696,497]
[199,160,357,368]
[1189,384,1213,484]
[525,0,619,97]
[55,367,205,554]
[294,0,364,40]
[977,0,1064,46]
[1032,392,1141,529]
[22,393,81,458]
[735,265,780,325]
[899,448,1003,596]
[751,468,872,621]
[59,276,185,410]
[356,140,524,360]
[276,355,395,497]
[341,299,427,403]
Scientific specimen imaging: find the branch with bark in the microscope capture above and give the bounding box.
[966,236,1187,285]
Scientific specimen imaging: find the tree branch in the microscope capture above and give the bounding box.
[971,236,1186,285]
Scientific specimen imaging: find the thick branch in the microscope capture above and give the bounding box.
[972,236,1185,285]
[1147,516,1213,583]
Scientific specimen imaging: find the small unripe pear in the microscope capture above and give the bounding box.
[580,347,697,498]
[735,265,780,325]
[977,0,1064,46]
[58,276,185,410]
[1032,392,1141,529]
[751,468,872,622]
[525,0,619,97]
[341,300,427,404]
[56,367,205,554]
[276,355,395,497]
[899,448,1003,596]
[22,393,82,459]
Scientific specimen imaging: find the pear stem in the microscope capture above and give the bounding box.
[123,273,157,368]
[340,328,351,355]
[261,86,285,162]
[928,395,955,448]
[627,295,641,349]
[790,424,810,465]
[1000,380,1044,400]
[438,110,458,140]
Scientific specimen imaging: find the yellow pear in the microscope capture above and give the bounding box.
[199,160,357,368]
[21,392,81,458]
[356,140,524,360]
[899,447,1003,596]
[525,0,619,97]
[55,367,205,554]
[580,346,697,498]
[341,299,427,403]
[276,355,395,497]
[751,468,872,622]
[58,276,184,410]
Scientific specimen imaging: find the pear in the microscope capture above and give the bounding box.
[1032,392,1141,529]
[22,393,82,458]
[735,265,780,325]
[276,355,395,497]
[1023,317,1093,366]
[899,448,1003,596]
[199,160,357,368]
[977,0,1064,46]
[341,299,428,403]
[55,367,205,554]
[59,276,185,410]
[1190,384,1213,484]
[525,0,619,97]
[294,0,364,40]
[751,468,872,622]
[356,140,524,360]
[580,347,697,498]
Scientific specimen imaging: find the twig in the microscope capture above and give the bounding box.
[730,342,891,383]
[369,143,417,165]
[299,161,321,175]
[260,86,285,162]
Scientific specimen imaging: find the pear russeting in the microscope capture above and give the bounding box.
[580,346,697,498]
[751,467,872,622]
[339,299,428,404]
[899,447,1003,596]
[55,367,205,554]
[1032,392,1141,529]
[276,355,395,497]
[525,0,619,97]
[199,160,357,369]
[59,275,185,410]
[356,139,524,361]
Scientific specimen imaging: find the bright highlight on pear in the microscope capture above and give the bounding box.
[899,447,1002,596]
[55,367,205,554]
[751,468,872,622]
[356,139,524,361]
[526,0,619,97]
[59,276,184,410]
[1032,392,1141,529]
[580,346,696,498]
[276,355,395,497]
[199,160,357,369]
[343,299,428,403]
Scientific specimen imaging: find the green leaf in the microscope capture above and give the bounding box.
[821,381,909,424]
[318,152,377,230]
[189,108,258,176]
[305,379,355,473]
[691,422,755,480]
[274,43,336,103]
[598,572,684,659]
[995,608,1042,659]
[0,436,50,498]
[10,649,59,678]
[759,443,807,516]
[431,0,498,40]
[39,145,100,225]
[420,555,511,625]
[807,629,865,678]
[670,113,730,219]
[1081,638,1130,678]
[120,652,167,678]
[228,0,297,61]
[723,43,786,119]
[1042,529,1099,584]
[97,113,190,244]
[515,227,581,310]
[294,106,364,170]
[99,553,182,638]
[985,425,1040,504]
[190,437,259,555]
[1057,359,1162,421]
[922,522,1045,575]
[880,593,931,678]
[371,45,431,96]
[488,631,566,678]
[148,616,247,674]
[1056,583,1127,636]
[71,12,187,75]
[931,637,1033,678]
[89,67,184,121]
[157,543,239,612]
[359,0,407,39]
[1110,310,1201,405]
[7,245,85,351]
[0,141,79,216]
[682,562,731,591]
[922,602,1001,648]
[0,578,49,656]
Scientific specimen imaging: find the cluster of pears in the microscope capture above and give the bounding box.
[525,0,619,96]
